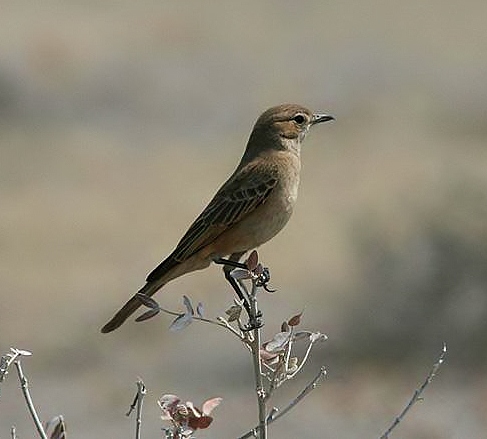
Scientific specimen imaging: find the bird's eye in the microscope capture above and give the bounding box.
[293,114,306,124]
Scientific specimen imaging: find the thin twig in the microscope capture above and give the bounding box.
[379,343,447,439]
[126,379,147,439]
[1,348,32,392]
[238,366,327,439]
[283,328,294,374]
[268,366,326,424]
[142,300,246,341]
[14,360,47,439]
[216,316,247,341]
[135,379,146,439]
[287,335,322,380]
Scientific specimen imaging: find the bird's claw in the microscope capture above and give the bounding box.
[255,267,276,292]
[242,317,264,332]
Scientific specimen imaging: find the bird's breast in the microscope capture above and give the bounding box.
[206,152,301,257]
[277,154,300,212]
[241,154,301,245]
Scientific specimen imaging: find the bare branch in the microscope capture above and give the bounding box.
[238,366,327,439]
[126,379,147,439]
[379,343,447,439]
[1,348,32,390]
[287,333,327,380]
[14,359,47,439]
[268,366,327,423]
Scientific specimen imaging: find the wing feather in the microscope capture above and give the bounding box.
[146,162,278,282]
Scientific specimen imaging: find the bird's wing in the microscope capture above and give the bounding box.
[146,162,278,282]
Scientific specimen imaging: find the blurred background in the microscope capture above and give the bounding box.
[1,1,486,437]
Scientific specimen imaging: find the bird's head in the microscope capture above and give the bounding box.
[246,104,334,156]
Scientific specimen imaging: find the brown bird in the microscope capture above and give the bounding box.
[101,104,334,333]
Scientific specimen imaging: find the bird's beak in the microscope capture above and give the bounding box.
[311,113,335,125]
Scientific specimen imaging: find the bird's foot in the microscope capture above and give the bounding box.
[242,313,264,332]
[255,267,276,292]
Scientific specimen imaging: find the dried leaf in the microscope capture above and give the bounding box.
[169,313,193,332]
[158,394,180,407]
[260,349,279,363]
[309,332,327,343]
[191,415,213,429]
[264,332,291,352]
[293,330,312,342]
[11,348,32,356]
[136,293,159,309]
[185,401,200,417]
[231,268,251,280]
[288,311,303,327]
[17,349,33,356]
[246,250,259,271]
[135,308,160,322]
[201,397,222,416]
[196,302,204,318]
[254,263,264,276]
[225,305,242,322]
[188,416,213,431]
[158,394,180,420]
[45,415,66,439]
[183,295,194,315]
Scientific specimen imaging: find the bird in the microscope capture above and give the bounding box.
[101,104,334,333]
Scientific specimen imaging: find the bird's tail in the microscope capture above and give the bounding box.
[101,280,165,333]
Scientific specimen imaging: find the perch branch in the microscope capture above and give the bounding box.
[379,343,447,439]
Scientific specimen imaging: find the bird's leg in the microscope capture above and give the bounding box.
[213,257,248,270]
[223,267,251,315]
[214,254,264,330]
[214,254,252,315]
